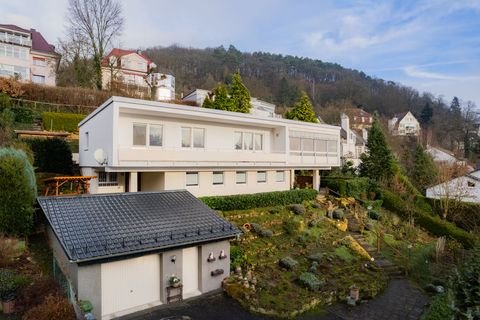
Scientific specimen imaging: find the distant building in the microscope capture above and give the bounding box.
[101,48,175,101]
[426,170,480,203]
[340,113,367,167]
[344,108,373,130]
[0,24,59,85]
[182,88,279,118]
[388,111,421,136]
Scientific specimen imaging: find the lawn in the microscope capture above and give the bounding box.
[223,202,388,318]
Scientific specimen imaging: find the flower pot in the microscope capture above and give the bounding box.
[2,299,15,314]
[171,282,181,288]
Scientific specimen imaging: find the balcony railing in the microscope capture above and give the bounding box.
[0,33,32,47]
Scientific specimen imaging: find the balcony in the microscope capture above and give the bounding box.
[0,33,32,47]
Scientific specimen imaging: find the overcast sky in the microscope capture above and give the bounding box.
[1,0,480,107]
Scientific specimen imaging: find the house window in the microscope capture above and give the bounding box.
[289,137,301,151]
[327,141,338,153]
[98,172,118,186]
[468,181,475,188]
[257,171,267,183]
[182,127,205,148]
[236,171,247,184]
[186,172,199,186]
[235,131,263,151]
[149,125,163,146]
[32,75,45,84]
[133,123,147,146]
[276,171,285,182]
[302,138,314,152]
[84,132,89,151]
[33,57,47,67]
[213,171,224,185]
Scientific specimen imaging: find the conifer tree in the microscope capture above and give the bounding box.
[285,91,318,123]
[359,118,395,181]
[228,72,251,113]
[412,145,438,193]
[205,85,232,111]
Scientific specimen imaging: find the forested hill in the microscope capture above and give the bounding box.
[144,45,444,119]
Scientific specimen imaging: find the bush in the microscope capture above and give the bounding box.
[25,138,73,174]
[297,272,323,291]
[12,107,36,124]
[0,148,36,236]
[0,268,28,299]
[282,217,301,235]
[368,210,381,220]
[201,189,318,211]
[22,294,75,320]
[41,112,86,132]
[382,190,476,248]
[0,236,25,267]
[17,276,59,311]
[421,292,454,320]
[250,223,273,238]
[268,207,282,214]
[287,204,306,215]
[279,256,298,270]
[230,246,246,271]
[323,177,371,199]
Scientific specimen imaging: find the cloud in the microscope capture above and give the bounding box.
[404,65,480,81]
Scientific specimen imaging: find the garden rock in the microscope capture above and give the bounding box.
[298,272,323,291]
[308,253,323,262]
[279,257,298,270]
[288,204,306,215]
[333,209,344,219]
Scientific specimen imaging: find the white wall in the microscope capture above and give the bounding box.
[426,176,480,203]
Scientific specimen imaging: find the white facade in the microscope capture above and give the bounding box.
[340,113,367,167]
[426,170,480,203]
[0,24,58,85]
[388,111,421,136]
[79,96,341,196]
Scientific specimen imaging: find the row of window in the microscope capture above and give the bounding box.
[0,64,28,79]
[0,44,28,60]
[289,136,338,154]
[0,32,31,46]
[133,123,205,148]
[234,131,263,151]
[186,171,285,186]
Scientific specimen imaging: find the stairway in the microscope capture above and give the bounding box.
[350,233,405,279]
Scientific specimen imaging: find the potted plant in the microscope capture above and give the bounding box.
[0,269,26,314]
[169,275,181,288]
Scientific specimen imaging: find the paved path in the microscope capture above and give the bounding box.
[122,278,429,320]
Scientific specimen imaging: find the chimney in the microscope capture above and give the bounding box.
[136,49,142,55]
[341,113,351,144]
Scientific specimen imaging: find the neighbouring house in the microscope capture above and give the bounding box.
[344,108,373,130]
[182,88,280,118]
[101,48,175,101]
[426,169,480,203]
[388,111,421,136]
[37,190,241,320]
[340,113,367,167]
[0,24,59,85]
[426,145,472,170]
[78,96,341,196]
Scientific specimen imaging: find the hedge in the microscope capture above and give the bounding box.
[200,189,318,211]
[41,112,86,132]
[427,198,480,232]
[24,138,73,174]
[382,190,476,248]
[322,176,383,199]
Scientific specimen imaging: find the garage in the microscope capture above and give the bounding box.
[101,254,160,317]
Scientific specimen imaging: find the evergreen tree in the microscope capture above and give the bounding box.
[228,72,251,113]
[359,119,395,181]
[202,95,214,108]
[412,145,438,193]
[210,85,232,111]
[0,148,36,236]
[419,102,433,127]
[285,91,318,123]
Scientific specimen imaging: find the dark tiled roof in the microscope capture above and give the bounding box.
[30,29,56,54]
[37,191,241,263]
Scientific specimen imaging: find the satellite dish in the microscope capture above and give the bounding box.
[94,149,108,165]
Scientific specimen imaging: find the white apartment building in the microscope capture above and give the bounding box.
[79,96,341,197]
[101,48,175,101]
[0,24,59,85]
[340,113,367,167]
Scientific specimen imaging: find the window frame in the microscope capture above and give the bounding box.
[149,124,163,147]
[212,171,224,185]
[275,170,285,182]
[182,126,205,149]
[98,172,118,187]
[186,172,199,186]
[257,171,267,183]
[236,171,247,184]
[133,123,147,146]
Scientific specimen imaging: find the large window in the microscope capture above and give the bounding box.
[133,123,147,146]
[257,171,267,183]
[32,75,45,84]
[236,171,247,184]
[234,131,263,151]
[149,125,163,146]
[276,171,285,182]
[289,131,338,156]
[98,172,118,187]
[182,127,205,148]
[213,171,224,185]
[186,172,199,186]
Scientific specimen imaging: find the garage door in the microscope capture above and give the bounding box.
[101,254,160,317]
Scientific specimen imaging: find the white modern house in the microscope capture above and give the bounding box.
[426,170,480,203]
[79,96,341,196]
[388,111,421,136]
[340,113,367,167]
[0,24,59,85]
[101,48,175,101]
[182,88,279,118]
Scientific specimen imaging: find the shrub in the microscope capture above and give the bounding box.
[279,256,298,270]
[323,177,371,199]
[282,217,301,235]
[230,246,246,271]
[41,112,86,132]
[0,78,24,98]
[201,189,318,211]
[382,190,476,248]
[250,223,273,238]
[287,204,306,215]
[368,210,381,220]
[421,292,454,320]
[0,148,36,236]
[0,268,28,299]
[0,236,25,267]
[298,272,323,291]
[333,209,344,219]
[25,138,73,174]
[22,294,75,320]
[12,107,36,124]
[268,207,281,214]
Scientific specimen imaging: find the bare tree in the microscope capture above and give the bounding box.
[66,0,124,90]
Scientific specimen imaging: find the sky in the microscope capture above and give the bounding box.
[1,0,480,107]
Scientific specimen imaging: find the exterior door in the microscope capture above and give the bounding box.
[182,247,199,298]
[101,255,160,317]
